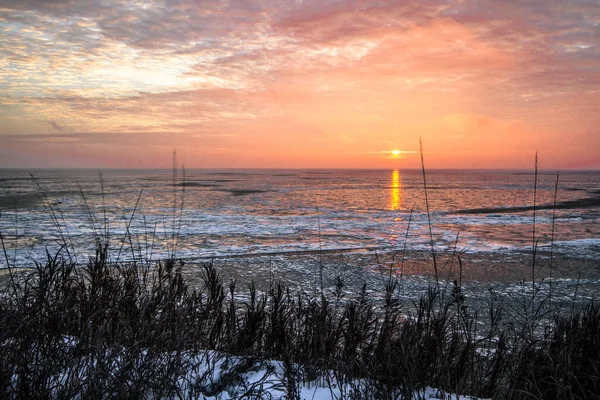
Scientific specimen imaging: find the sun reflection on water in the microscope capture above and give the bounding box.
[389,169,402,210]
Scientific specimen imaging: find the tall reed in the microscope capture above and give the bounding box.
[419,138,439,287]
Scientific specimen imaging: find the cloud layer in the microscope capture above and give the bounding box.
[1,0,598,168]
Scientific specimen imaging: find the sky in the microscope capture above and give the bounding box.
[0,0,598,169]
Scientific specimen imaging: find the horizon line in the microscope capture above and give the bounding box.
[1,167,599,172]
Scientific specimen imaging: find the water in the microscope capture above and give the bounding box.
[0,169,599,268]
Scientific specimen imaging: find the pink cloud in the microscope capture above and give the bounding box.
[0,0,598,168]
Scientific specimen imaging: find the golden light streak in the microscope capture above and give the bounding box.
[389,169,402,210]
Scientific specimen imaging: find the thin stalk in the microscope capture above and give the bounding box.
[148,217,158,264]
[572,266,583,309]
[420,138,438,287]
[30,174,74,261]
[549,171,560,303]
[99,172,109,243]
[11,211,17,270]
[531,151,538,292]
[173,165,186,255]
[171,149,178,258]
[142,214,149,262]
[116,189,143,263]
[0,225,18,291]
[458,254,463,290]
[375,251,386,285]
[444,231,461,284]
[316,206,324,296]
[399,206,414,295]
[78,183,101,249]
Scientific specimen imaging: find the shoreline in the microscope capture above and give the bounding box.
[3,248,599,307]
[2,248,598,282]
[180,248,600,281]
[172,249,600,303]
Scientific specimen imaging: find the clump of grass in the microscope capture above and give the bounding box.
[1,244,598,399]
[503,302,600,399]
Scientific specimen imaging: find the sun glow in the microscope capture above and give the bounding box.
[1,0,598,169]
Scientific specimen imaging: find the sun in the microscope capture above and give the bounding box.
[391,149,401,156]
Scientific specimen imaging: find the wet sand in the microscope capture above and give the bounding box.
[175,249,600,300]
[180,249,598,283]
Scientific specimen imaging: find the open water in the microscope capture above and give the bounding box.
[0,169,599,267]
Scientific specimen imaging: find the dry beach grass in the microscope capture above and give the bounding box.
[1,240,599,398]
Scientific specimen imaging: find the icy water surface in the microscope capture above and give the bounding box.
[0,169,599,268]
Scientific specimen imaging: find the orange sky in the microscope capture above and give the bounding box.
[0,0,598,169]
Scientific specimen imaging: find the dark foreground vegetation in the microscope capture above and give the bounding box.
[1,247,599,399]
